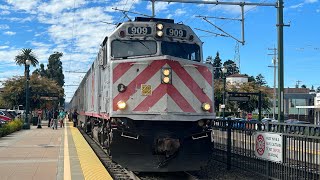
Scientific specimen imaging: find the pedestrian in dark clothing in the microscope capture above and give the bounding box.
[48,109,53,127]
[72,109,79,127]
[52,110,59,129]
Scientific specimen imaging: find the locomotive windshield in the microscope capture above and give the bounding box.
[111,40,157,58]
[161,41,201,62]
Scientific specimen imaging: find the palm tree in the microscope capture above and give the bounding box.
[15,48,39,77]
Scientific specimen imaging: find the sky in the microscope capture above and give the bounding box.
[0,0,319,102]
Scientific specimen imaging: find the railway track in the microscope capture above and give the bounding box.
[79,128,198,180]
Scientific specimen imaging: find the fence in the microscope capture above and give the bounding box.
[211,119,320,180]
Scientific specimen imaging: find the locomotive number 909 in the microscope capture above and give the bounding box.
[166,28,187,38]
[128,26,151,35]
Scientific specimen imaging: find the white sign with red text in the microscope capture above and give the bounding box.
[254,132,283,163]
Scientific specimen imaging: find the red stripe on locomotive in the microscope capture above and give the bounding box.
[133,84,167,111]
[167,61,213,112]
[113,60,167,111]
[167,84,196,112]
[195,65,213,87]
[113,62,134,83]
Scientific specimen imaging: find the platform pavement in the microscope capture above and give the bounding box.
[0,119,112,180]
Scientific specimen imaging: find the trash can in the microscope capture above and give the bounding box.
[32,116,38,126]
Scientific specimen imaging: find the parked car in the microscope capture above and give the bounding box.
[0,110,15,119]
[261,118,277,124]
[0,114,11,121]
[7,110,18,118]
[232,118,246,129]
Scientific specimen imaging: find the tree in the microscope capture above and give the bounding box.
[244,74,255,83]
[223,60,239,77]
[255,74,267,86]
[214,79,271,116]
[33,63,47,77]
[231,82,271,114]
[46,52,64,87]
[301,84,307,88]
[15,48,39,77]
[46,52,65,107]
[15,48,39,66]
[1,75,64,110]
[213,52,222,79]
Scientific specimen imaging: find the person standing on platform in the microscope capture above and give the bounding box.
[72,109,79,127]
[58,109,66,128]
[48,109,53,127]
[37,108,42,126]
[52,109,58,130]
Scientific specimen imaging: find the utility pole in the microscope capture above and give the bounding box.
[268,47,277,119]
[296,80,302,88]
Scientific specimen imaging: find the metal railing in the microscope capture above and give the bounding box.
[212,119,320,180]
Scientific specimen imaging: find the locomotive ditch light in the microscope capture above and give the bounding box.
[156,23,164,30]
[117,100,127,110]
[202,103,211,111]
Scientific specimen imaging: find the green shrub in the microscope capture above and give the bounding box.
[0,119,24,138]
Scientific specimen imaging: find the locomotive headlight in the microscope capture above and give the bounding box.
[161,67,172,84]
[156,23,164,30]
[156,31,164,37]
[163,77,170,84]
[117,100,127,110]
[162,69,170,76]
[202,103,211,111]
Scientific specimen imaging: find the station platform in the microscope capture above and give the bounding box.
[0,119,113,180]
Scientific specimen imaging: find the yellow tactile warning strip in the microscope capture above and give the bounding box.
[70,125,113,180]
[64,120,72,180]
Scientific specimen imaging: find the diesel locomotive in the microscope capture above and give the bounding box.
[70,17,215,172]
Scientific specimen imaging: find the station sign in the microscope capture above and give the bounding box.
[254,132,283,163]
[228,95,250,102]
[40,96,59,101]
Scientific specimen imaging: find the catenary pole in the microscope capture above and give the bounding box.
[277,0,285,123]
[152,0,286,122]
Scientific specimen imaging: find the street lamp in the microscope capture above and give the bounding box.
[222,67,227,120]
[23,59,31,129]
[37,75,42,129]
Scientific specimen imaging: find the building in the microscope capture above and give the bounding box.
[314,93,320,125]
[226,74,248,85]
[266,88,316,123]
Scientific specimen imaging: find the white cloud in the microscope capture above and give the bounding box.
[0,10,10,15]
[0,16,34,23]
[289,3,304,9]
[4,31,16,35]
[175,8,186,16]
[0,5,10,10]
[38,0,86,15]
[0,24,10,30]
[0,46,9,49]
[6,0,40,12]
[290,0,318,9]
[305,0,318,3]
[147,1,174,14]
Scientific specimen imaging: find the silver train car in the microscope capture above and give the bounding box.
[70,17,215,172]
